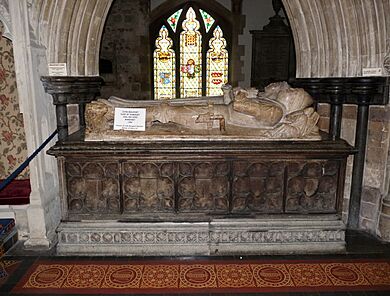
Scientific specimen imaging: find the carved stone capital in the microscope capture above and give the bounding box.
[41,76,104,105]
[291,77,389,106]
[41,76,104,141]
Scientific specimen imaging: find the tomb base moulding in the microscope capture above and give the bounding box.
[57,217,345,256]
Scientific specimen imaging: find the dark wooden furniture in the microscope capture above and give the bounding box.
[250,8,295,89]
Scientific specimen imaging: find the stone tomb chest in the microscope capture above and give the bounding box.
[44,78,355,255]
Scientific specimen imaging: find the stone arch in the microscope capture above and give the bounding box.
[31,0,390,78]
[282,0,390,77]
[0,11,12,40]
[34,0,113,76]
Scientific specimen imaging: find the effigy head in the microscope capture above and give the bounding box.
[264,81,290,99]
[275,87,314,114]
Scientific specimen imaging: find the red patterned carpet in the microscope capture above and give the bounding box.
[11,258,390,294]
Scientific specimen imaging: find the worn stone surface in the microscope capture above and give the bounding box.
[56,217,346,255]
[283,0,390,77]
[61,157,344,221]
[85,83,321,141]
[67,104,79,135]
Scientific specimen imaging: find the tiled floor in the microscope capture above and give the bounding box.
[0,230,389,296]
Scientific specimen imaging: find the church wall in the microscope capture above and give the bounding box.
[240,0,277,87]
[100,0,151,100]
[0,2,30,238]
[4,0,61,248]
[2,0,389,250]
[317,103,390,236]
[151,0,230,10]
[110,0,276,92]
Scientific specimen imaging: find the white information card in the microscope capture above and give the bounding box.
[48,63,68,76]
[113,108,146,131]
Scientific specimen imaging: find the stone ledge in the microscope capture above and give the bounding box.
[56,216,346,256]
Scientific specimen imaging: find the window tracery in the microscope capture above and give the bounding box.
[206,26,228,96]
[152,5,230,100]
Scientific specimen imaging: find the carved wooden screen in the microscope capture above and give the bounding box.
[152,4,231,100]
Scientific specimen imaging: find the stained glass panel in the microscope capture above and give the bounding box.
[167,9,183,32]
[206,26,228,96]
[199,9,215,33]
[154,26,176,100]
[180,7,202,98]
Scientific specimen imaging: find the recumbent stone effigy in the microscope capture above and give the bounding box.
[85,82,321,141]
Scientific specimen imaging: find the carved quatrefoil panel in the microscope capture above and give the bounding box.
[122,162,175,213]
[232,161,285,213]
[286,161,339,213]
[177,162,229,213]
[66,162,120,215]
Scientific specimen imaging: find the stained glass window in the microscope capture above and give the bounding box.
[154,26,175,100]
[153,6,230,99]
[180,7,202,98]
[167,9,183,32]
[199,9,215,33]
[206,26,228,96]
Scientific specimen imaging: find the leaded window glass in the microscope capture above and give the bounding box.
[167,9,183,32]
[199,9,215,33]
[153,5,230,100]
[154,26,175,100]
[206,26,228,96]
[180,7,202,98]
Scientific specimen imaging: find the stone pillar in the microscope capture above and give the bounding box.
[9,0,59,249]
[378,130,390,240]
[377,41,390,241]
